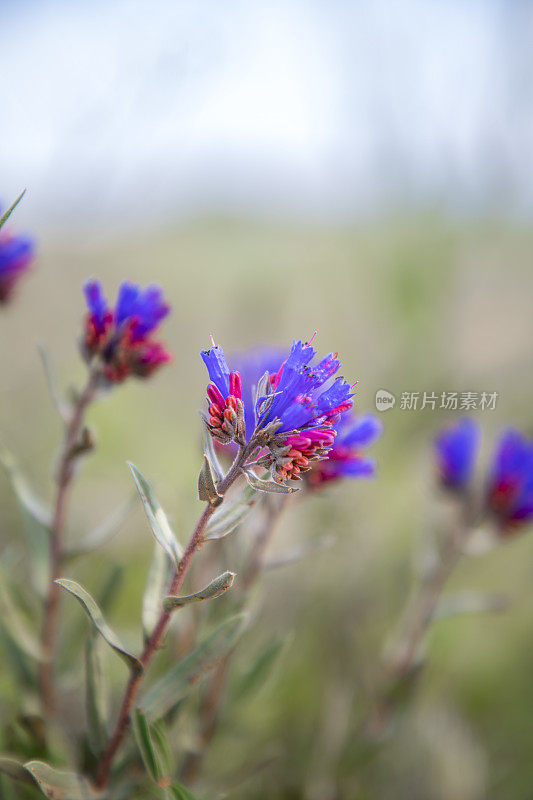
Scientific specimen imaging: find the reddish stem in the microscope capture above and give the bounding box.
[95,447,247,791]
[39,370,99,715]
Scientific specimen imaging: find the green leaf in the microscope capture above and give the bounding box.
[140,614,247,721]
[0,560,44,661]
[234,637,287,701]
[142,544,170,640]
[204,485,259,540]
[85,633,109,754]
[0,443,51,597]
[163,571,235,611]
[66,496,136,560]
[37,345,71,422]
[242,468,296,494]
[132,710,173,787]
[128,463,184,569]
[166,783,198,800]
[198,455,223,507]
[0,757,34,785]
[23,760,103,799]
[201,423,224,483]
[0,190,26,232]
[55,579,143,675]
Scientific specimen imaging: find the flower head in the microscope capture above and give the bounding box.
[0,231,34,304]
[201,338,355,483]
[306,411,382,487]
[487,429,533,532]
[82,280,171,383]
[434,418,480,490]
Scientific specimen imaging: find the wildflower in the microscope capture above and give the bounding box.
[306,412,382,487]
[434,418,480,490]
[487,429,533,532]
[201,339,355,482]
[0,230,34,303]
[82,280,171,383]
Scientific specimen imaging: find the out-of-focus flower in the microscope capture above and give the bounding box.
[487,429,533,532]
[434,418,480,490]
[82,280,171,383]
[0,231,34,304]
[201,339,355,482]
[306,412,382,487]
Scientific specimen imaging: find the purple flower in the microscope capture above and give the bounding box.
[0,232,34,303]
[307,412,383,487]
[82,280,172,383]
[201,339,355,482]
[434,418,480,489]
[487,429,533,532]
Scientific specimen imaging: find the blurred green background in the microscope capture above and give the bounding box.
[1,215,533,798]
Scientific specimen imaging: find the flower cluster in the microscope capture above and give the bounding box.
[0,229,34,304]
[435,418,533,532]
[82,280,171,383]
[202,340,381,485]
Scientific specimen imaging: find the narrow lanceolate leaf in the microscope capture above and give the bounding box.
[163,571,235,612]
[0,190,26,232]
[201,422,225,483]
[0,561,44,661]
[205,485,259,540]
[56,579,143,674]
[37,345,71,422]
[128,463,184,569]
[142,544,169,640]
[132,709,173,788]
[140,614,247,721]
[85,633,109,753]
[0,757,34,785]
[433,591,510,621]
[198,455,223,507]
[23,761,102,800]
[0,443,51,597]
[166,783,198,800]
[242,468,296,494]
[66,495,137,560]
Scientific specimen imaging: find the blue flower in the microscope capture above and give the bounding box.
[488,429,533,531]
[82,280,171,383]
[308,412,383,486]
[0,233,34,303]
[434,418,480,489]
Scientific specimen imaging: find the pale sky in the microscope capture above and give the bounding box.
[1,0,530,230]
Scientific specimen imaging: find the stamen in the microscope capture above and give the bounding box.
[308,330,318,345]
[210,334,216,348]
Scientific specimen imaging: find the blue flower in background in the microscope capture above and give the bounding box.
[434,418,480,489]
[308,411,383,486]
[83,279,171,383]
[488,429,533,531]
[0,232,34,303]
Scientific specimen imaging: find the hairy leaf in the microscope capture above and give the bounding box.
[85,633,109,754]
[242,468,296,494]
[0,190,26,232]
[198,455,223,507]
[23,761,102,799]
[0,561,43,661]
[132,710,173,788]
[163,571,235,611]
[129,463,183,569]
[204,485,259,540]
[56,579,142,674]
[142,544,169,640]
[0,757,34,785]
[201,423,224,483]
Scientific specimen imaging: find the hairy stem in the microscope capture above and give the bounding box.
[94,446,247,791]
[181,493,287,784]
[39,370,99,716]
